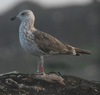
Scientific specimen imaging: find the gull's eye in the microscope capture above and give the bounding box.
[21,12,26,16]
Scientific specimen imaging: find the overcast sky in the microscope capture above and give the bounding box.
[0,0,93,14]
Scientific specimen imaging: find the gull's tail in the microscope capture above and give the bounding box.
[64,44,91,56]
[75,48,91,56]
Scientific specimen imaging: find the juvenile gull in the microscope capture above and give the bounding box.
[11,10,91,75]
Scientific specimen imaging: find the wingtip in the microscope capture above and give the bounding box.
[75,48,91,55]
[85,50,91,54]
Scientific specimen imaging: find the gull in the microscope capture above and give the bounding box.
[11,10,91,75]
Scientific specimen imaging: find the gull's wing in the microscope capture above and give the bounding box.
[32,29,91,55]
[32,29,74,55]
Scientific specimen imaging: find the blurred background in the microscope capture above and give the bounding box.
[0,0,100,81]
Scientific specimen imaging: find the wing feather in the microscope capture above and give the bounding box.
[33,30,69,54]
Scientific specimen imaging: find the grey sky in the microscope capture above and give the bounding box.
[0,0,92,14]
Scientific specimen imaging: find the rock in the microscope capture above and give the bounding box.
[0,72,100,95]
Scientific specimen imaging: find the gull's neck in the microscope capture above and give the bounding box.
[21,19,36,31]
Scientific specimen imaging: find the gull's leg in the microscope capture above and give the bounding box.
[40,56,45,75]
[37,57,41,74]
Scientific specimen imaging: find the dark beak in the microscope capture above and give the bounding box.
[10,16,17,21]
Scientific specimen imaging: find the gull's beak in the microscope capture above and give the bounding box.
[10,16,17,21]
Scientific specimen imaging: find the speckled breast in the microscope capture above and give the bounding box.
[19,24,45,56]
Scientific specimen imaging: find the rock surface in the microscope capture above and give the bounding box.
[0,72,100,95]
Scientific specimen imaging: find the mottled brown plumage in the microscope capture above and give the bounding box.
[33,30,71,55]
[33,29,91,55]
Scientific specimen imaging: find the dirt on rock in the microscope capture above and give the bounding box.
[0,72,100,95]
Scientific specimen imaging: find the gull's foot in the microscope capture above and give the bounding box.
[34,73,65,85]
[35,72,45,76]
[40,72,45,75]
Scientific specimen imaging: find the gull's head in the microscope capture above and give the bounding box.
[11,10,35,22]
